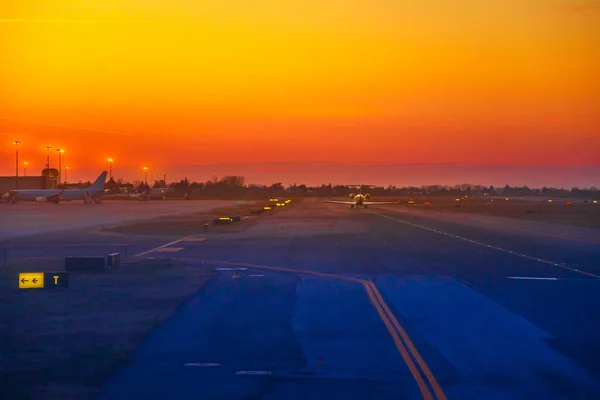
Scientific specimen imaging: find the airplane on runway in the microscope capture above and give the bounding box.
[324,185,400,209]
[4,171,108,204]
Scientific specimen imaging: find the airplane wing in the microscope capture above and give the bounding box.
[324,200,357,205]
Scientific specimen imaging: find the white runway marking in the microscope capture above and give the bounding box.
[184,362,221,367]
[155,247,184,252]
[506,276,558,281]
[62,243,128,247]
[506,276,599,282]
[234,370,272,375]
[371,211,600,279]
[134,237,190,257]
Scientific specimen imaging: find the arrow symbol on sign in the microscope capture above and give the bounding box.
[21,278,28,283]
[32,278,38,284]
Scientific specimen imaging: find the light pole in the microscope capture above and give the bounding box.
[108,158,113,181]
[56,148,64,185]
[13,141,21,190]
[23,161,28,177]
[44,146,52,188]
[64,166,69,184]
[143,166,149,184]
[44,146,52,169]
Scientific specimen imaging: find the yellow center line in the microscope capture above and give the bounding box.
[193,258,445,400]
[365,280,447,400]
[362,279,434,399]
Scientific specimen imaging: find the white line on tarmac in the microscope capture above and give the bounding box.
[370,211,600,280]
[184,363,221,367]
[62,244,128,247]
[134,236,190,257]
[506,276,558,281]
[506,276,600,281]
[155,247,184,252]
[234,371,272,375]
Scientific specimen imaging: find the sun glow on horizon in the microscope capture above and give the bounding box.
[1,0,599,183]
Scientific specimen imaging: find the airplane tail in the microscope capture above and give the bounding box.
[89,171,108,191]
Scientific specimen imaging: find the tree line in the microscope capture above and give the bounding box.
[99,176,598,199]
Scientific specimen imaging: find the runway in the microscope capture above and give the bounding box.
[0,200,237,241]
[4,198,600,399]
[94,199,600,399]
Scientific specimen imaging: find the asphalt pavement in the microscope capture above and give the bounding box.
[5,199,600,399]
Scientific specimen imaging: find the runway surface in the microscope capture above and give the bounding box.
[6,199,600,399]
[0,200,236,241]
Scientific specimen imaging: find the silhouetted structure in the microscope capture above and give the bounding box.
[70,174,598,200]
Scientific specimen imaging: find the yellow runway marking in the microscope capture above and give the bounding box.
[370,211,600,280]
[362,280,433,399]
[365,280,446,400]
[193,258,446,400]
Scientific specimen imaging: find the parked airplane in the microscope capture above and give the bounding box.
[4,171,108,204]
[324,185,400,209]
[1,190,62,204]
[103,187,150,201]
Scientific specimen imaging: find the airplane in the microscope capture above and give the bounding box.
[103,187,149,201]
[324,185,400,209]
[4,171,108,204]
[1,190,61,204]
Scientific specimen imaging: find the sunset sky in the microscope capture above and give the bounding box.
[1,1,599,186]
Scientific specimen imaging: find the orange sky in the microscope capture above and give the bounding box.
[1,0,599,184]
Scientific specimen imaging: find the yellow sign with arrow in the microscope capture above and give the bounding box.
[18,272,44,289]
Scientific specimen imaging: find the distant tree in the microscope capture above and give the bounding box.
[105,177,117,192]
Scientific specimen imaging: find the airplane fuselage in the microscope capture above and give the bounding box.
[323,188,398,208]
[5,171,108,204]
[349,194,369,208]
